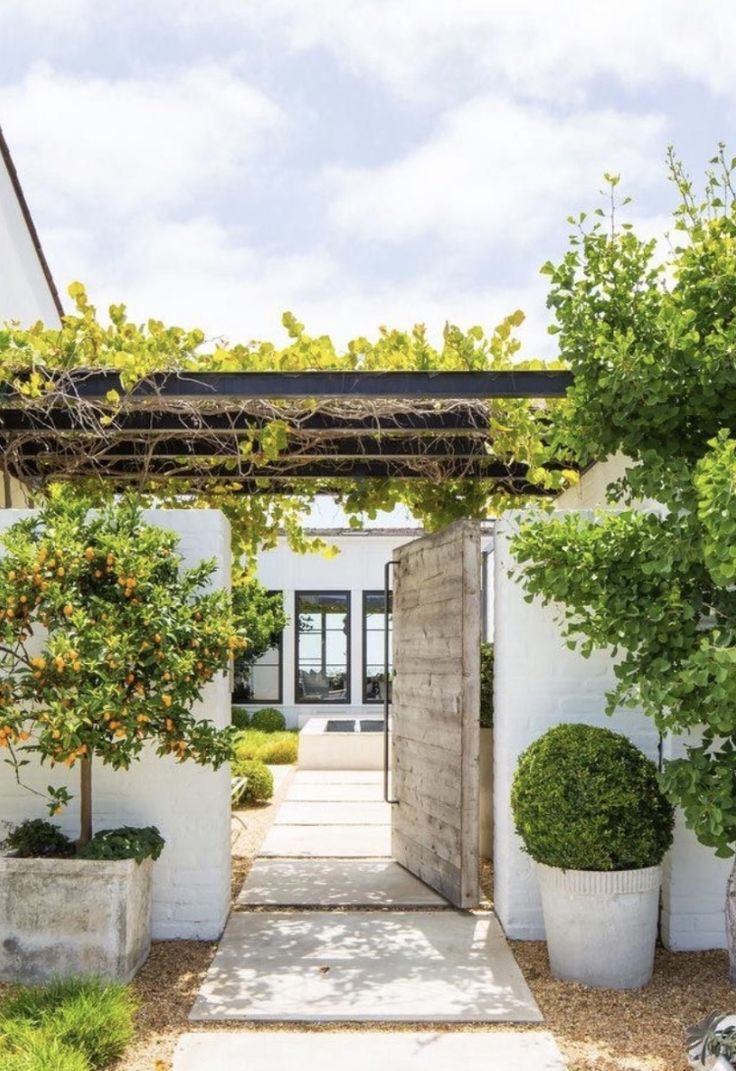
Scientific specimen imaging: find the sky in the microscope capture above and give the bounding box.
[1,1,736,362]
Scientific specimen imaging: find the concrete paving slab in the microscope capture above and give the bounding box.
[259,824,391,858]
[267,766,295,794]
[189,910,543,1023]
[293,770,383,784]
[275,801,391,826]
[174,1031,566,1070]
[286,782,384,801]
[237,860,448,908]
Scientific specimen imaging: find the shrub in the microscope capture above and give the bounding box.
[258,735,298,765]
[0,977,136,1068]
[511,723,674,871]
[231,706,251,730]
[231,759,274,805]
[78,826,165,864]
[480,642,493,728]
[3,819,74,858]
[250,707,286,732]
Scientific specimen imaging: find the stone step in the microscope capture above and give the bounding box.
[275,801,391,826]
[189,910,542,1023]
[237,859,448,908]
[259,823,392,858]
[174,1031,567,1070]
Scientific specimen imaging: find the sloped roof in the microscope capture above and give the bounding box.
[0,125,64,320]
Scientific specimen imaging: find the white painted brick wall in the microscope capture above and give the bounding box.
[0,509,231,941]
[494,511,728,950]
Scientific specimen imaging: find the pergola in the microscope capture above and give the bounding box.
[0,369,574,496]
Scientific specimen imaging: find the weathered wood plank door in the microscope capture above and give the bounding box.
[391,519,481,908]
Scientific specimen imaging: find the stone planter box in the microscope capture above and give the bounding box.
[0,855,154,983]
[298,716,385,770]
[537,862,662,989]
[479,726,493,859]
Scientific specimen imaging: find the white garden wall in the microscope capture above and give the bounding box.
[0,509,231,941]
[494,511,728,951]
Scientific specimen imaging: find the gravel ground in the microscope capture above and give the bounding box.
[4,766,730,1071]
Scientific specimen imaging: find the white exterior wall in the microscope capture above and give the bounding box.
[0,145,60,327]
[493,512,661,939]
[0,509,231,941]
[495,507,729,951]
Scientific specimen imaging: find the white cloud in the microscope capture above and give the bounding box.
[42,213,553,356]
[327,97,666,249]
[164,0,736,104]
[0,62,281,219]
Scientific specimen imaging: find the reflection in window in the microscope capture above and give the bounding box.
[363,591,392,704]
[296,591,350,703]
[232,638,282,704]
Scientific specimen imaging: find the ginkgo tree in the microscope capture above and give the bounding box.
[0,494,244,848]
[512,147,736,978]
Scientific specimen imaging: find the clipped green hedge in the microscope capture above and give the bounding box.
[250,707,286,732]
[231,706,251,730]
[232,758,274,805]
[511,722,674,871]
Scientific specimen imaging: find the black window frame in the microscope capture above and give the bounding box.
[232,590,284,705]
[294,589,351,705]
[362,590,392,704]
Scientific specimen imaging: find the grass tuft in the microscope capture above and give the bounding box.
[0,977,136,1069]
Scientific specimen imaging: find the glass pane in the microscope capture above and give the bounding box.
[296,592,350,703]
[363,592,392,702]
[250,664,280,700]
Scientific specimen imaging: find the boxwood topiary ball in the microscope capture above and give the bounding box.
[250,707,286,733]
[511,722,674,871]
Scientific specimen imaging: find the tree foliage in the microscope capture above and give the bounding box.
[513,148,736,860]
[0,495,242,835]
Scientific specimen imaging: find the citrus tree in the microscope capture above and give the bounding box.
[0,495,243,846]
[512,147,736,977]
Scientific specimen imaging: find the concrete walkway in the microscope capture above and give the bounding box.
[192,768,543,1021]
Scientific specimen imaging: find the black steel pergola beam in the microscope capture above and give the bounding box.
[0,409,494,435]
[33,369,573,401]
[16,457,542,481]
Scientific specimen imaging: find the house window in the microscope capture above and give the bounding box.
[363,591,392,704]
[232,636,283,704]
[232,590,283,704]
[296,591,350,703]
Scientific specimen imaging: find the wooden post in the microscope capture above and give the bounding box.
[79,756,92,848]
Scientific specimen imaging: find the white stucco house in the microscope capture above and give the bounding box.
[236,523,494,728]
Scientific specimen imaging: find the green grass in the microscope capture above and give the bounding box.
[233,728,298,765]
[0,977,136,1070]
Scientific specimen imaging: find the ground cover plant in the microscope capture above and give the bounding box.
[0,495,244,850]
[512,147,736,977]
[232,728,298,765]
[0,977,135,1069]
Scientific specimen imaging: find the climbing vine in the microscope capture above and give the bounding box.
[0,288,572,563]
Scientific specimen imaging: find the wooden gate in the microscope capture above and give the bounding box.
[390,519,481,908]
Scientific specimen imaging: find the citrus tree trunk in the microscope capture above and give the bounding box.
[79,756,92,849]
[727,856,736,983]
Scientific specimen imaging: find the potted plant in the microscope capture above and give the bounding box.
[0,496,243,983]
[511,722,674,989]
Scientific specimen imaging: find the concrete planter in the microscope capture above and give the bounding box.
[537,862,662,989]
[479,727,493,859]
[0,854,154,983]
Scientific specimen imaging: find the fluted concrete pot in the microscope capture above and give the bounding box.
[0,855,154,984]
[537,862,662,989]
